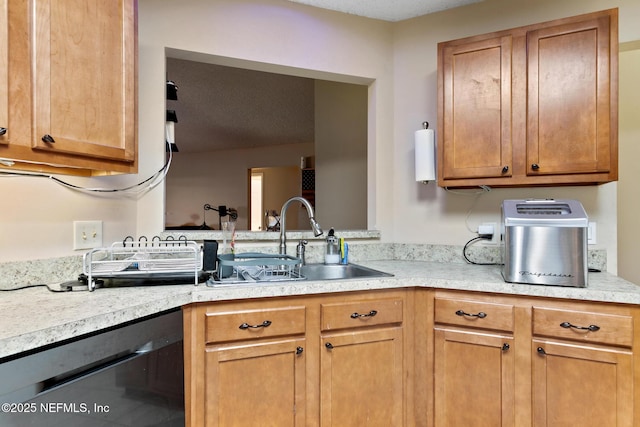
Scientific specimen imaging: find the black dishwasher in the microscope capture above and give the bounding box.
[0,309,184,426]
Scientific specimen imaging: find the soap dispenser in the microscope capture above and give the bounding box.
[325,228,340,264]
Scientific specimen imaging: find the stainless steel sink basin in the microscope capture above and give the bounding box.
[299,263,393,281]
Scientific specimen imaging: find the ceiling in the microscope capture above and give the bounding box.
[287,0,483,22]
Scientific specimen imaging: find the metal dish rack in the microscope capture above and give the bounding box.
[83,236,202,291]
[207,252,304,286]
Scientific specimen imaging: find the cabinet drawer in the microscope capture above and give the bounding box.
[435,297,515,332]
[532,307,633,348]
[321,298,403,331]
[205,306,306,344]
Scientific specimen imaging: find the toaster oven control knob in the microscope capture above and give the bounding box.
[531,163,540,170]
[501,166,509,174]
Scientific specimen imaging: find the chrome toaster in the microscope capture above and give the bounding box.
[501,199,588,287]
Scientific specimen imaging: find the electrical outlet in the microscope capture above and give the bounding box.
[478,222,499,245]
[73,221,103,250]
[588,222,597,245]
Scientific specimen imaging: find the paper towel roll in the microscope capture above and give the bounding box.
[415,128,436,182]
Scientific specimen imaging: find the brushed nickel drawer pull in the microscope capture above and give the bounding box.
[559,321,600,332]
[455,309,487,319]
[239,320,272,330]
[350,310,378,319]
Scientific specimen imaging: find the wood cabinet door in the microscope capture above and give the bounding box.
[532,339,633,427]
[527,14,615,177]
[205,338,306,427]
[439,35,513,181]
[0,0,7,146]
[434,328,515,427]
[320,327,403,427]
[31,0,136,163]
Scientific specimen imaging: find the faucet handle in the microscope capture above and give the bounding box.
[296,240,308,265]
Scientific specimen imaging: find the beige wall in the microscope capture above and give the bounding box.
[314,80,368,230]
[136,0,395,242]
[165,142,313,229]
[1,0,638,276]
[618,44,640,284]
[392,0,640,274]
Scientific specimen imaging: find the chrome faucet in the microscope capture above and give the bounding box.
[279,196,323,255]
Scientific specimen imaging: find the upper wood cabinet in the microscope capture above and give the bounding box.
[440,35,513,181]
[0,0,137,175]
[0,0,8,145]
[437,9,618,187]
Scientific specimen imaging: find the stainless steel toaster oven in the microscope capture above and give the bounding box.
[501,199,588,287]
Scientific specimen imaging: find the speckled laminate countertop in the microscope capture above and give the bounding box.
[1,260,639,361]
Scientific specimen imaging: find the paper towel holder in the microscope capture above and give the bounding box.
[415,121,436,184]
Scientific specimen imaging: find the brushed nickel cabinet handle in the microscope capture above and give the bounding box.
[239,320,272,329]
[350,310,377,319]
[455,309,487,319]
[559,321,600,332]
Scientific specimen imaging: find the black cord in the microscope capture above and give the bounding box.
[463,235,502,265]
[0,284,69,293]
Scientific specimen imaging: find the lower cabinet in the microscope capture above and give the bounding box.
[184,287,639,426]
[531,306,635,427]
[205,338,306,426]
[183,289,409,427]
[434,296,516,426]
[433,329,514,426]
[320,298,405,426]
[432,290,639,427]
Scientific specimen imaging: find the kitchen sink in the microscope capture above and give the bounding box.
[299,263,393,281]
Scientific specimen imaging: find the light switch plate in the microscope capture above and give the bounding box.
[73,220,103,250]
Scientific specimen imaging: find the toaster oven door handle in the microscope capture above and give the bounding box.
[455,309,487,319]
[559,321,600,332]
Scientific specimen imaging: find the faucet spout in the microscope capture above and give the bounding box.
[279,196,323,255]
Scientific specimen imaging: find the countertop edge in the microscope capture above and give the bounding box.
[1,260,638,360]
